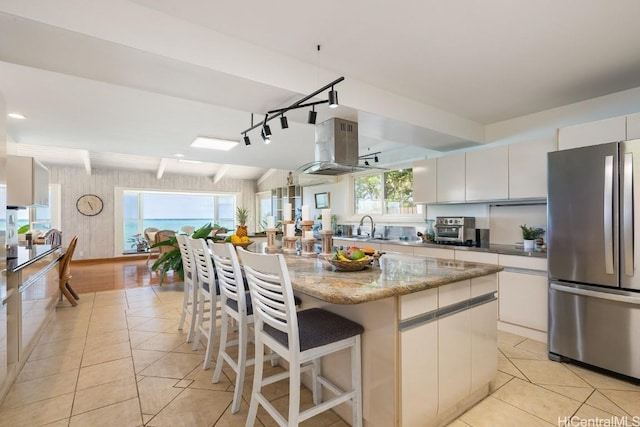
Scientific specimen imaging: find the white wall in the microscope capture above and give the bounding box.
[49,165,256,259]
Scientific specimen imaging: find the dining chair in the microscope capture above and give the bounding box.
[58,235,80,307]
[187,237,220,369]
[181,225,195,235]
[149,229,176,267]
[143,227,160,265]
[44,229,63,246]
[238,248,364,427]
[176,234,198,343]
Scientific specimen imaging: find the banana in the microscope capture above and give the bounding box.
[338,251,352,262]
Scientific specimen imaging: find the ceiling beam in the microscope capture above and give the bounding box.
[213,164,230,184]
[81,150,91,175]
[257,168,277,185]
[156,158,168,180]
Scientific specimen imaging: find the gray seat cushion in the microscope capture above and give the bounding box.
[264,308,363,352]
[226,292,253,315]
[202,280,220,295]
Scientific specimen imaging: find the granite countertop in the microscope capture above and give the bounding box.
[6,244,61,272]
[333,237,547,258]
[281,253,503,305]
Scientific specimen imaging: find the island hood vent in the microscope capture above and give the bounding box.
[297,118,379,176]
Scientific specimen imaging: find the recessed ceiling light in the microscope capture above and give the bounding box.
[177,159,203,164]
[190,136,239,151]
[174,153,185,158]
[8,113,26,119]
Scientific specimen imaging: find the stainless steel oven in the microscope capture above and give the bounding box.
[434,217,476,244]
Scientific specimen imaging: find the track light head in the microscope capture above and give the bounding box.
[243,134,251,146]
[307,106,317,124]
[328,88,339,108]
[263,124,272,137]
[374,155,379,163]
[364,160,370,166]
[280,116,289,129]
[261,128,271,144]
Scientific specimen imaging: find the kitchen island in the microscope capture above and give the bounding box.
[279,252,502,427]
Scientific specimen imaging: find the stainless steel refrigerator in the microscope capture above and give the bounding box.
[547,139,640,381]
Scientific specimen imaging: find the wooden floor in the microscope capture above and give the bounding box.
[70,257,181,294]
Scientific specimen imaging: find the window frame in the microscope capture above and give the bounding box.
[114,187,240,255]
[349,166,423,223]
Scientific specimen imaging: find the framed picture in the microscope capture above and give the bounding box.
[314,192,330,209]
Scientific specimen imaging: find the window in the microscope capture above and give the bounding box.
[122,190,237,251]
[354,169,417,215]
[255,191,272,231]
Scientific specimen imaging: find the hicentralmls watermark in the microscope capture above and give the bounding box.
[558,416,640,427]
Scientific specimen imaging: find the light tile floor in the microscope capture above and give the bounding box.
[0,283,638,427]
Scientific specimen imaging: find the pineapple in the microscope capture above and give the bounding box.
[235,206,249,238]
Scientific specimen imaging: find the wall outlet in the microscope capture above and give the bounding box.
[79,251,84,257]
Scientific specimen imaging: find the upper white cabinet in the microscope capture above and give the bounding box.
[558,116,626,150]
[7,156,49,207]
[412,158,437,203]
[509,138,557,199]
[465,146,509,201]
[627,113,640,140]
[436,152,465,203]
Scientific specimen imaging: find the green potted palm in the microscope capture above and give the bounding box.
[151,223,213,284]
[520,224,545,251]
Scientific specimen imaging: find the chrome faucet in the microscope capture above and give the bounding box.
[358,215,375,238]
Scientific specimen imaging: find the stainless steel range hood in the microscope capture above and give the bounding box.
[297,118,375,176]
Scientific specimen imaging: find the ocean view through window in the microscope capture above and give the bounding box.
[122,190,237,251]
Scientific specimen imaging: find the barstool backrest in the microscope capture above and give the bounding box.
[209,242,245,313]
[187,237,215,291]
[237,248,300,353]
[176,235,195,284]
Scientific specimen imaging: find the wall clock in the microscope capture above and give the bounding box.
[76,194,104,216]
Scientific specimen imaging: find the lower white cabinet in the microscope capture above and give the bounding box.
[498,254,548,337]
[438,309,471,413]
[471,300,498,392]
[413,246,455,260]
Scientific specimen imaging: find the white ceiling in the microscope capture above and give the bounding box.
[2,0,640,180]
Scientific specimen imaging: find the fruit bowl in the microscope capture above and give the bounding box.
[327,257,371,272]
[230,240,254,249]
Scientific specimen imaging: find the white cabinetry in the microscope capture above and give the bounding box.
[465,146,509,201]
[436,152,465,203]
[412,158,437,203]
[413,246,455,260]
[509,138,557,199]
[498,255,548,341]
[627,113,640,140]
[7,156,49,207]
[455,251,499,265]
[558,116,626,150]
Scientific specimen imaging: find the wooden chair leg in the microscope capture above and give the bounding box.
[65,280,80,300]
[60,283,78,306]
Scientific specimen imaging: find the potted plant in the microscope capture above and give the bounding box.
[151,223,213,284]
[520,224,545,250]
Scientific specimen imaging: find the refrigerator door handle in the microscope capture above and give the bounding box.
[622,152,634,277]
[550,283,640,305]
[604,155,615,275]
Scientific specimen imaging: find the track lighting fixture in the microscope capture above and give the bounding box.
[239,76,344,145]
[328,87,339,108]
[307,106,317,124]
[359,151,382,166]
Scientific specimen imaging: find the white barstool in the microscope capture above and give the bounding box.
[187,237,220,370]
[238,248,364,427]
[210,242,257,414]
[176,235,198,343]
